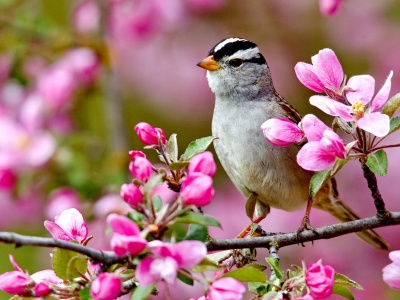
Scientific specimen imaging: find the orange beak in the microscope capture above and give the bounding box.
[196,55,221,71]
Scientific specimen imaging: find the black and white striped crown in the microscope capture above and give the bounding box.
[208,37,266,65]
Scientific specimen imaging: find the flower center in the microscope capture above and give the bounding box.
[351,101,365,119]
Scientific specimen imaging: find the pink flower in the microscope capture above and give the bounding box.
[297,114,346,171]
[129,156,153,182]
[33,283,52,297]
[310,71,393,137]
[319,0,343,16]
[0,168,16,191]
[30,269,62,297]
[180,173,214,206]
[383,250,400,290]
[188,151,217,177]
[90,273,122,300]
[136,240,206,286]
[207,277,246,300]
[120,183,143,207]
[36,66,77,109]
[305,262,335,299]
[134,122,166,146]
[59,48,100,85]
[261,118,304,147]
[294,49,344,95]
[128,150,146,160]
[0,255,31,295]
[72,0,100,35]
[44,208,88,243]
[107,213,147,256]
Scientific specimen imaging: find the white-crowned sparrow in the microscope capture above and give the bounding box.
[197,37,388,250]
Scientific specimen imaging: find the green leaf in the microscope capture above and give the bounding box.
[79,287,91,300]
[174,213,221,227]
[309,168,331,197]
[382,93,400,117]
[182,136,217,160]
[260,291,281,300]
[168,161,189,171]
[389,116,400,134]
[266,258,283,280]
[334,273,363,290]
[191,257,221,272]
[245,192,258,220]
[166,133,178,162]
[131,284,155,300]
[248,282,269,296]
[52,248,88,280]
[221,266,268,282]
[152,195,163,212]
[332,284,355,300]
[183,224,209,242]
[177,269,194,285]
[366,149,388,176]
[247,263,267,272]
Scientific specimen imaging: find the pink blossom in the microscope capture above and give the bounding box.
[30,270,63,285]
[136,240,206,286]
[297,115,346,171]
[294,49,343,95]
[59,48,100,85]
[33,282,52,297]
[129,156,153,182]
[310,71,393,137]
[207,277,246,300]
[319,0,343,16]
[0,116,56,169]
[90,273,122,300]
[134,122,166,146]
[72,0,100,35]
[383,250,400,290]
[45,187,83,220]
[44,208,88,243]
[107,213,147,256]
[180,173,214,206]
[120,183,144,207]
[261,118,304,147]
[0,255,31,295]
[128,150,146,160]
[188,151,217,177]
[305,262,335,299]
[36,66,77,109]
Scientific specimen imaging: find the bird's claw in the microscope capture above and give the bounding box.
[296,215,316,242]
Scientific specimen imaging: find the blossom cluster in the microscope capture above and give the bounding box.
[262,48,395,173]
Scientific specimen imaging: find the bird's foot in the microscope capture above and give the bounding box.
[296,215,316,240]
[236,216,265,238]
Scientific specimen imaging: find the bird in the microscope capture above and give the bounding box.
[196,37,389,250]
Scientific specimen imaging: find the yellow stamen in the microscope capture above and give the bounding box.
[351,101,364,119]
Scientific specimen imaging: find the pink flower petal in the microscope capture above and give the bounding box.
[301,114,330,142]
[53,208,88,242]
[25,132,56,167]
[44,221,75,241]
[297,142,336,171]
[320,131,346,159]
[311,49,344,92]
[107,213,141,236]
[309,96,353,121]
[294,62,325,93]
[136,257,159,286]
[261,118,304,147]
[389,251,400,265]
[9,255,23,273]
[110,233,147,256]
[319,0,343,16]
[151,256,179,285]
[358,112,390,137]
[371,71,393,112]
[172,241,207,268]
[346,75,375,105]
[383,263,400,290]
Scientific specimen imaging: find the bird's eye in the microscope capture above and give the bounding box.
[229,58,243,68]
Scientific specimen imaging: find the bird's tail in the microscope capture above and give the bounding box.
[313,179,389,251]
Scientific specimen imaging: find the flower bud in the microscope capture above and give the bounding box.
[120,183,143,207]
[261,118,304,147]
[129,156,153,182]
[180,173,214,206]
[383,250,400,290]
[188,151,217,177]
[306,262,335,299]
[134,122,166,146]
[128,150,146,160]
[33,282,52,297]
[90,273,122,300]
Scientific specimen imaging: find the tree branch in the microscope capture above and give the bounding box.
[1,212,399,263]
[206,212,400,251]
[0,232,128,265]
